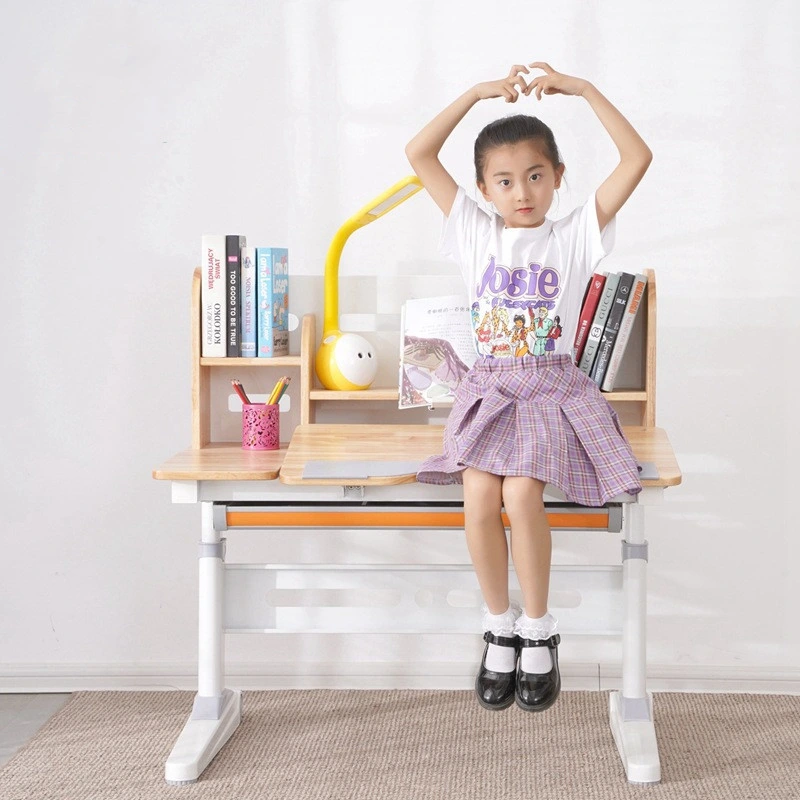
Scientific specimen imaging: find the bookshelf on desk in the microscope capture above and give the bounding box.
[190,266,657,441]
[154,267,678,786]
[303,268,658,428]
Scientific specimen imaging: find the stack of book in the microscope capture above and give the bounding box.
[200,235,289,358]
[573,271,648,391]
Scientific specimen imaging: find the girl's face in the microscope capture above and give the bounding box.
[477,140,564,228]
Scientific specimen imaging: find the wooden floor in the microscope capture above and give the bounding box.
[0,694,71,768]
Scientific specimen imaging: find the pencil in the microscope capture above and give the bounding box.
[267,377,287,405]
[274,377,292,405]
[232,379,251,405]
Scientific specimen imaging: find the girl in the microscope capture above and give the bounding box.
[405,62,651,713]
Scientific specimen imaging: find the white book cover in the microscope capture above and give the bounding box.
[398,294,478,409]
[601,273,648,391]
[240,245,257,357]
[201,234,226,357]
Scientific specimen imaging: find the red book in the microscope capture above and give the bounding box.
[573,272,607,364]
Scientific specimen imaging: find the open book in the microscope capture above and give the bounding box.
[398,295,478,409]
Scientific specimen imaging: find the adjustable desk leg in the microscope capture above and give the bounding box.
[609,499,661,784]
[165,502,241,784]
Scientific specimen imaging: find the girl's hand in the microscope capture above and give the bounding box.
[524,62,589,100]
[475,64,531,103]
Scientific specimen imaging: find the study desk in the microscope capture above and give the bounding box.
[153,424,681,786]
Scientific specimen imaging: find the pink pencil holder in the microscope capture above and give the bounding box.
[241,403,280,450]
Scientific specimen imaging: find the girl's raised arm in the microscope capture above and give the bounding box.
[526,62,653,231]
[405,66,532,216]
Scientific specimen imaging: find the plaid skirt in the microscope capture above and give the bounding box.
[416,354,642,507]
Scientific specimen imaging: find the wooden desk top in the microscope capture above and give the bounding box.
[153,424,681,488]
[279,424,681,487]
[280,425,443,486]
[152,442,289,481]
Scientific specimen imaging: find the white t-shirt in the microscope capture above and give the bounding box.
[440,186,615,359]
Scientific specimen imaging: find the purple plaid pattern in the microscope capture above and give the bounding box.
[416,354,642,507]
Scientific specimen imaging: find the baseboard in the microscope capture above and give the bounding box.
[2,662,800,694]
[599,664,800,695]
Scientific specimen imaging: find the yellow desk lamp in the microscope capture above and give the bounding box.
[316,175,423,390]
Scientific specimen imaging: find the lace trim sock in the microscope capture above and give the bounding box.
[514,612,558,674]
[482,601,521,673]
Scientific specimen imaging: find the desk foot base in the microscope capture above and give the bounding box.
[165,689,242,784]
[608,691,661,784]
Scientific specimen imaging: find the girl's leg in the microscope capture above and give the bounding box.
[502,476,558,676]
[462,467,508,614]
[464,467,520,708]
[501,476,551,617]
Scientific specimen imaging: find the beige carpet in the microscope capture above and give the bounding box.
[1,690,798,799]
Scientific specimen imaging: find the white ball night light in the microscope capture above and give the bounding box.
[318,332,377,391]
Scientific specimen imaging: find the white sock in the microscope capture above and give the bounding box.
[482,602,521,672]
[514,612,557,674]
[520,644,552,673]
[485,642,516,672]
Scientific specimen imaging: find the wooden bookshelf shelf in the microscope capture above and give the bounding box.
[190,267,658,446]
[606,390,648,402]
[200,356,302,367]
[309,388,401,401]
[310,388,648,403]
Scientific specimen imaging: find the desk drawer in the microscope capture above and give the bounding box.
[223,564,622,636]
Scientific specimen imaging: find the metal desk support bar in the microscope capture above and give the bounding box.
[165,502,242,785]
[609,499,660,784]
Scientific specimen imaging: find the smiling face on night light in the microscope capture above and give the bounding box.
[333,333,377,388]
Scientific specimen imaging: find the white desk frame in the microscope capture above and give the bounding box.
[162,477,663,786]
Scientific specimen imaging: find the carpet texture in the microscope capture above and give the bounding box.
[1,690,798,799]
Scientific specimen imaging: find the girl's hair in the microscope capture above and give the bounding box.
[474,114,563,184]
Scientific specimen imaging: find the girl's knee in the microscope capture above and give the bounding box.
[502,476,546,516]
[463,467,503,510]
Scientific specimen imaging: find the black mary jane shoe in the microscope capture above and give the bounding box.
[475,631,519,711]
[515,634,561,713]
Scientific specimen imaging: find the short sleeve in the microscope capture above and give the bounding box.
[438,186,493,280]
[555,191,616,283]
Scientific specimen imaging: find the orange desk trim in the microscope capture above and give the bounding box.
[225,510,610,530]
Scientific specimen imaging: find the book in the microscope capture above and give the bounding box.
[601,273,648,392]
[256,247,289,357]
[578,271,620,376]
[200,235,226,357]
[226,235,246,357]
[240,246,257,358]
[591,272,636,388]
[398,294,478,409]
[573,272,607,365]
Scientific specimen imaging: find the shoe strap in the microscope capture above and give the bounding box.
[482,631,518,647]
[519,634,560,648]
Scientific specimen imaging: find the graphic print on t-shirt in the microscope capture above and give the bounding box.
[438,186,615,361]
[472,255,565,358]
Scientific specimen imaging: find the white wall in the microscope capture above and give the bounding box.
[2,0,798,690]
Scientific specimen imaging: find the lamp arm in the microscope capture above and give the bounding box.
[321,176,423,336]
[322,218,368,335]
